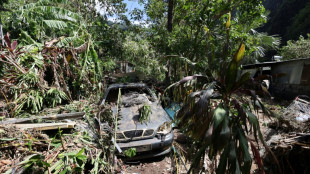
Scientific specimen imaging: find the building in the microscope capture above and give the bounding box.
[242,58,310,100]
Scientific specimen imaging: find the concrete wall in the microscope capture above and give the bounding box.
[270,59,310,99]
[270,83,310,100]
[271,61,304,84]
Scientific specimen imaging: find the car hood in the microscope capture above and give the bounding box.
[112,102,171,132]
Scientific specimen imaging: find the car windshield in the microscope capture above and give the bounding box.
[105,87,155,106]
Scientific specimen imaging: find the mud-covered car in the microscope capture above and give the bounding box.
[100,83,173,159]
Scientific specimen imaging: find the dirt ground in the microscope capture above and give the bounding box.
[122,156,174,174]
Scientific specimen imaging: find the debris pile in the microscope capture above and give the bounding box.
[0,101,116,173]
[263,96,310,173]
[122,92,151,107]
[280,95,310,131]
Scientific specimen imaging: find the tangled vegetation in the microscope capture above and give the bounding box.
[0,100,117,173]
[162,10,279,172]
[0,0,303,173]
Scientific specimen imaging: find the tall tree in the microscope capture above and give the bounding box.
[143,0,278,82]
[167,0,173,32]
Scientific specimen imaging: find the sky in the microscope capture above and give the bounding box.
[124,0,143,13]
[96,0,147,25]
[122,0,147,25]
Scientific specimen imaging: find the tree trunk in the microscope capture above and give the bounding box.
[167,0,174,32]
[0,16,4,45]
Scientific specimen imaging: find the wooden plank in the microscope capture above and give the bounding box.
[0,112,85,124]
[13,122,76,131]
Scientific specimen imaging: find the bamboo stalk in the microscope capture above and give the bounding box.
[13,122,76,131]
[0,112,85,124]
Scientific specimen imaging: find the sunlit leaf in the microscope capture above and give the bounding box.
[226,12,231,28]
[233,43,245,63]
[204,26,210,33]
[225,43,246,91]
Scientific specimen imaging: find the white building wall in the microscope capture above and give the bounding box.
[272,61,304,84]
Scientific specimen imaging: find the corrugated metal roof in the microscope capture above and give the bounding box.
[242,57,310,69]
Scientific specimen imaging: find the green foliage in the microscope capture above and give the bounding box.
[45,88,68,107]
[122,33,166,81]
[0,35,74,115]
[3,0,82,40]
[13,89,44,114]
[19,154,50,172]
[139,104,152,124]
[164,9,275,173]
[124,148,136,158]
[168,51,269,174]
[0,0,128,173]
[0,0,8,7]
[244,30,281,63]
[102,58,116,72]
[90,151,107,174]
[50,148,87,173]
[142,0,275,80]
[0,0,112,115]
[280,34,310,60]
[43,20,68,29]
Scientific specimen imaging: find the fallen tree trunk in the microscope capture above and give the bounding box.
[0,112,85,124]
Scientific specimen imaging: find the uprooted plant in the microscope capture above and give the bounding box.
[0,32,102,117]
[139,104,152,124]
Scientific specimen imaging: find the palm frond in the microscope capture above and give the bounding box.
[259,33,281,49]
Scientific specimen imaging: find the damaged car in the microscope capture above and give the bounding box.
[100,83,174,160]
